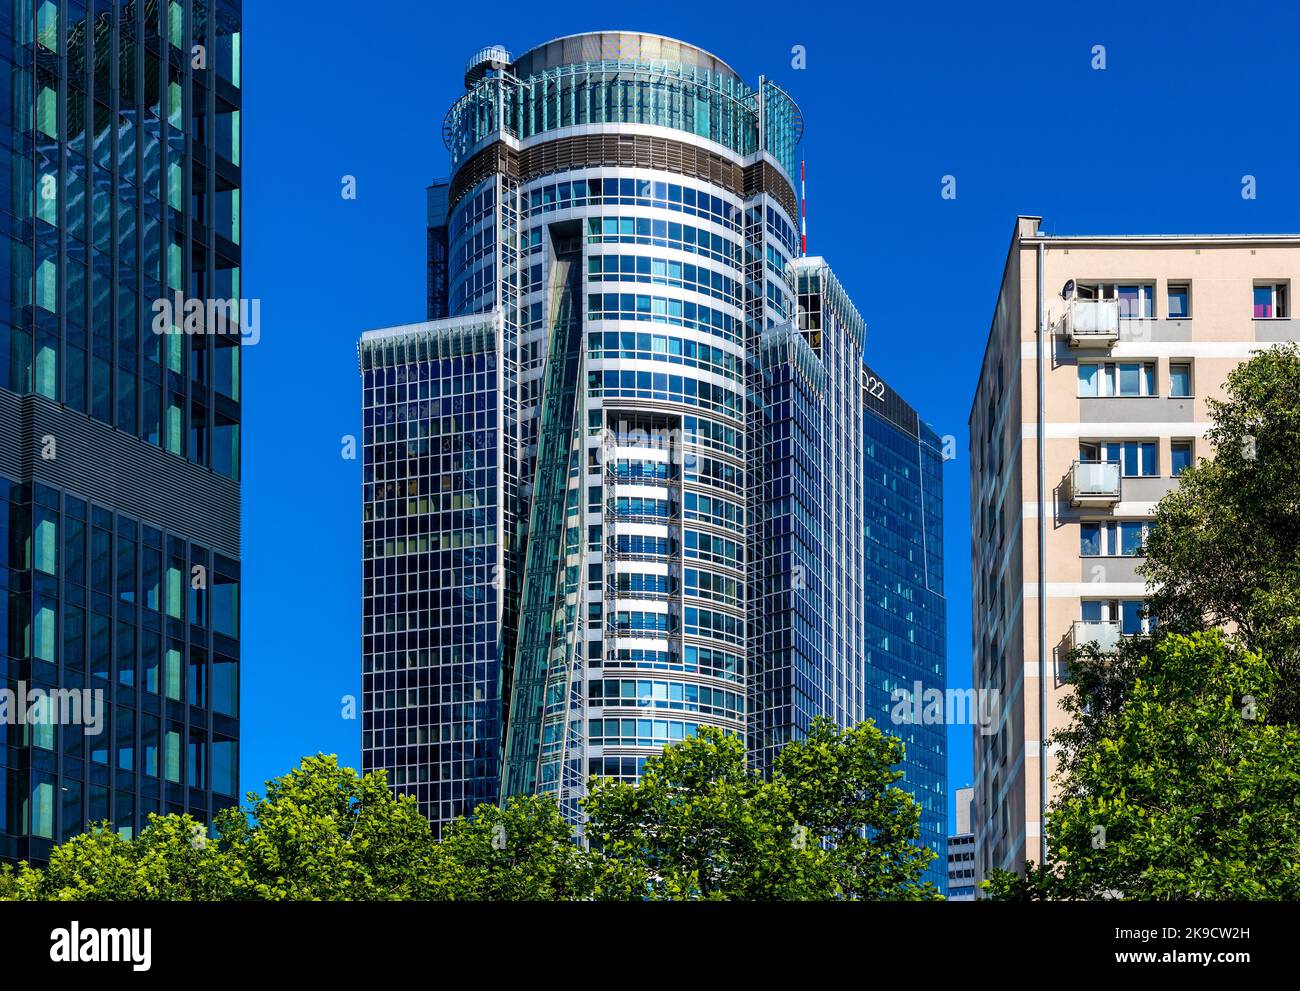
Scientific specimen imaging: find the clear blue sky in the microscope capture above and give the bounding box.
[239,0,1300,834]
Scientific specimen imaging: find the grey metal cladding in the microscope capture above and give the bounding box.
[0,389,240,559]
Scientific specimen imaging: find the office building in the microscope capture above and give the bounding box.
[360,34,945,851]
[969,215,1300,885]
[1,0,243,863]
[947,786,974,900]
[861,363,947,891]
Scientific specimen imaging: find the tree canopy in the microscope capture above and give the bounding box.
[1,719,938,901]
[1140,341,1300,722]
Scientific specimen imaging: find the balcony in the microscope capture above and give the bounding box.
[1069,460,1121,507]
[1063,298,1120,347]
[1070,620,1123,654]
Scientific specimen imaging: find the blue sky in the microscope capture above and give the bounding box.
[239,0,1300,833]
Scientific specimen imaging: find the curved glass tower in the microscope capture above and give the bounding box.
[362,32,803,831]
[362,35,944,866]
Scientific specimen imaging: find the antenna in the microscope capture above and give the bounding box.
[1060,279,1076,300]
[800,159,807,256]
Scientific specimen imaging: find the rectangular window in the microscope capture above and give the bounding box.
[1081,598,1153,634]
[30,778,55,840]
[166,559,184,619]
[1118,284,1154,319]
[34,509,58,575]
[212,653,238,716]
[165,726,182,783]
[165,645,183,701]
[1103,441,1159,477]
[1078,361,1157,397]
[212,737,237,797]
[60,779,83,842]
[143,548,161,611]
[1120,521,1148,556]
[142,715,160,778]
[1121,600,1150,635]
[212,571,239,639]
[1171,440,1194,476]
[1080,522,1102,557]
[1254,282,1289,319]
[142,634,160,694]
[1167,283,1190,319]
[188,645,207,708]
[1170,361,1192,398]
[188,726,207,790]
[116,705,135,772]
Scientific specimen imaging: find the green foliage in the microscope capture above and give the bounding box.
[1140,342,1300,722]
[427,794,639,901]
[213,753,440,900]
[2,726,938,901]
[987,632,1300,900]
[0,755,435,901]
[584,718,939,900]
[0,816,233,901]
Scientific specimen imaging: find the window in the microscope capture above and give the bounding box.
[1078,361,1157,397]
[1121,600,1152,635]
[1081,599,1155,635]
[1076,282,1154,318]
[1081,441,1158,477]
[1117,284,1153,319]
[1171,440,1194,476]
[1169,361,1192,398]
[1254,282,1289,319]
[212,567,239,639]
[1167,283,1191,319]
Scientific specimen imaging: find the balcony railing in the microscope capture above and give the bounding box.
[1070,620,1123,654]
[1069,460,1121,507]
[1063,298,1120,346]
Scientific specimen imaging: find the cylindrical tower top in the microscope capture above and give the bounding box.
[507,31,742,84]
[443,31,804,191]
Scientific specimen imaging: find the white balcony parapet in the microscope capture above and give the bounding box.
[1071,620,1122,654]
[1069,460,1121,507]
[1063,298,1120,346]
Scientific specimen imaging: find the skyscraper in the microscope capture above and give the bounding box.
[360,34,944,852]
[1,0,243,864]
[969,215,1300,886]
[748,259,868,774]
[861,363,947,891]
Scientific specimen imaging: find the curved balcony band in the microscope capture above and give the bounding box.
[444,60,803,181]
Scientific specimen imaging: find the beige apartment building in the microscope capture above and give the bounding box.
[969,216,1300,886]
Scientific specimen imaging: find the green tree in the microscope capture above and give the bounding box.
[774,717,940,900]
[987,632,1300,900]
[584,718,939,900]
[1139,342,1300,722]
[0,755,441,901]
[427,793,639,900]
[215,753,440,900]
[3,731,938,902]
[0,815,237,901]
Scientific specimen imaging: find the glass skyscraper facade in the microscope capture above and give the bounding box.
[749,259,867,772]
[861,363,947,890]
[361,34,944,862]
[1,0,242,864]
